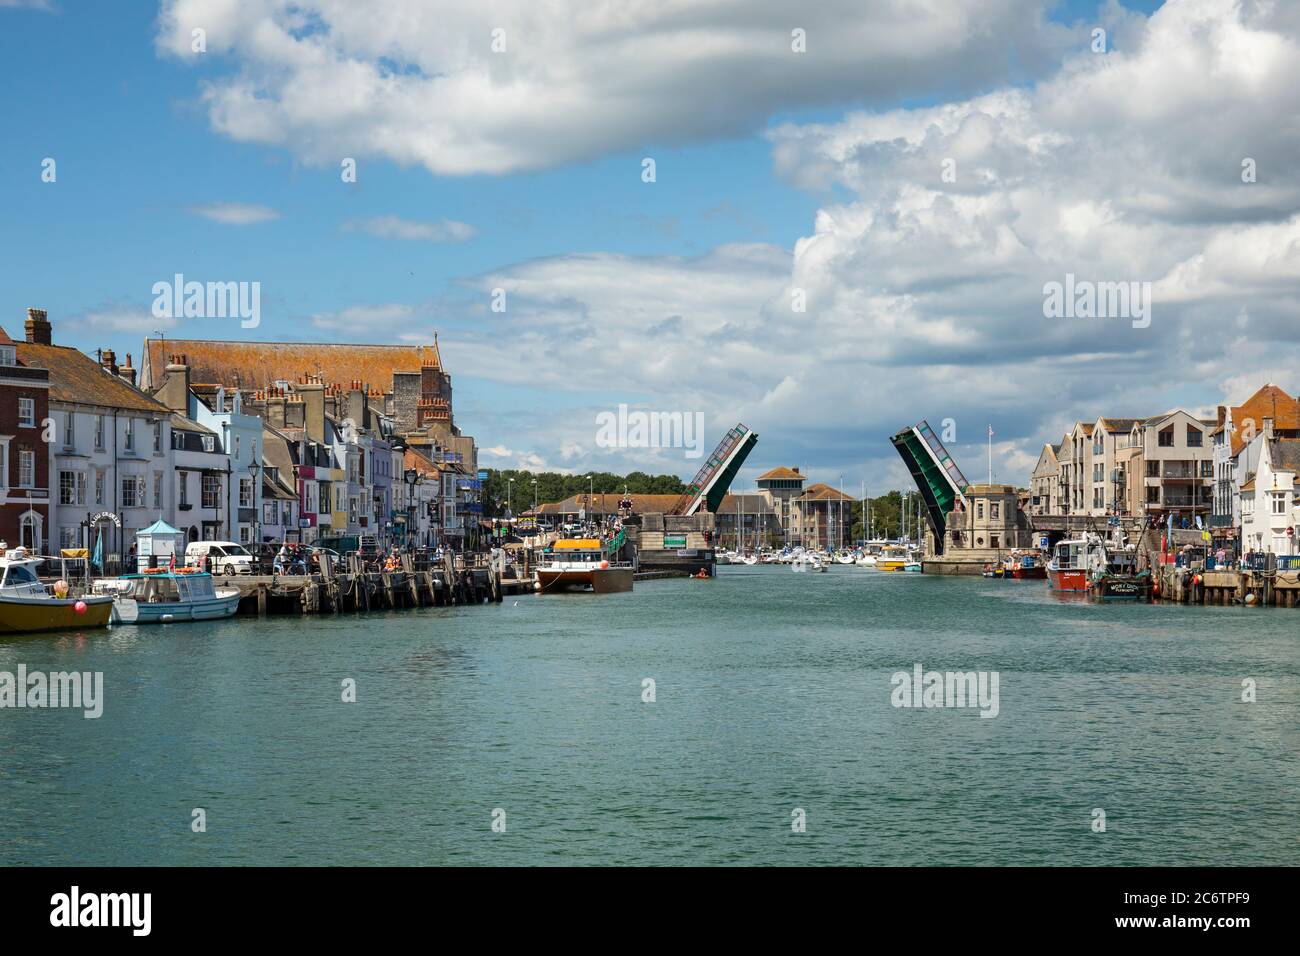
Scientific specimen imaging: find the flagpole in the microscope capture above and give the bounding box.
[987,425,993,486]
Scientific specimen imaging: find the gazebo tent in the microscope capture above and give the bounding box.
[135,519,186,572]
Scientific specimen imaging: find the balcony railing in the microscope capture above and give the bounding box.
[1161,494,1210,507]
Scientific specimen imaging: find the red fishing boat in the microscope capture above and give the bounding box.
[1046,538,1096,592]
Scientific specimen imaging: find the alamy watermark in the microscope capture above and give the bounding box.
[596,404,705,459]
[890,663,999,718]
[50,886,150,936]
[152,273,260,328]
[0,666,103,718]
[1043,273,1151,329]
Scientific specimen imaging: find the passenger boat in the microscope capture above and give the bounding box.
[97,569,241,624]
[536,537,634,593]
[0,547,113,634]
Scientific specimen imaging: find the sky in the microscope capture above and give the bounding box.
[2,0,1297,496]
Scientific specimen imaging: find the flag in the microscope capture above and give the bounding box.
[988,425,994,438]
[91,529,103,572]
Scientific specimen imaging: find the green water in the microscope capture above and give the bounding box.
[1,565,1295,866]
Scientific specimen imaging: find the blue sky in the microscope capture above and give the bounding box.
[11,0,1296,495]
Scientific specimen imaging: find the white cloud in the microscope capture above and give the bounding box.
[430,0,1300,486]
[307,302,417,331]
[342,215,476,242]
[155,0,1073,176]
[186,202,281,225]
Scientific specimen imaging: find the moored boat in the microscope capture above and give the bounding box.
[1047,538,1096,592]
[96,569,241,624]
[536,536,633,593]
[0,547,113,634]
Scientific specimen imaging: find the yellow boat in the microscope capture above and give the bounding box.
[0,548,113,634]
[536,537,634,593]
[876,545,918,572]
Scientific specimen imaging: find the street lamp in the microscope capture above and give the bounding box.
[404,467,420,549]
[586,473,594,530]
[247,460,261,550]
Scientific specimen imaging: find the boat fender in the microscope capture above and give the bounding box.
[74,600,87,614]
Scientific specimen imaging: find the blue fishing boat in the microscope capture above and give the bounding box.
[100,570,242,624]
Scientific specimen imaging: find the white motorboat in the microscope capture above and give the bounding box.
[98,570,241,624]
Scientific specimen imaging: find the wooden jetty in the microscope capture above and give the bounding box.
[1153,561,1300,608]
[219,553,533,617]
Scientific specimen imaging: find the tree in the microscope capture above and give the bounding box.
[480,469,688,518]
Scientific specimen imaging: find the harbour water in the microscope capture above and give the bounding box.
[1,566,1295,866]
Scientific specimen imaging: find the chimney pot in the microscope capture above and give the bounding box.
[24,307,52,345]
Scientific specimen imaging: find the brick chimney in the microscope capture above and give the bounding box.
[264,385,288,429]
[347,379,369,432]
[118,352,137,387]
[24,308,51,345]
[285,392,305,430]
[156,353,192,413]
[100,348,119,376]
[298,376,326,445]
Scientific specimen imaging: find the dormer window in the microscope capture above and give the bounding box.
[0,345,16,366]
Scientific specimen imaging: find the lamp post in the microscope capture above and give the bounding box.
[247,460,261,552]
[404,467,419,549]
[586,473,594,530]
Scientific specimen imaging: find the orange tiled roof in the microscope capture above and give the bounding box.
[797,482,856,502]
[15,341,168,415]
[1223,384,1300,456]
[756,466,804,482]
[142,338,442,392]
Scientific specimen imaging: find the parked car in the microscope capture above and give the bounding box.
[184,541,256,576]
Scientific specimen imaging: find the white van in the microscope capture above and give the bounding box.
[184,541,255,576]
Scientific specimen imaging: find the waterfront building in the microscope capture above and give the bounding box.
[1028,442,1061,516]
[713,493,780,550]
[946,483,1032,554]
[1087,417,1142,515]
[0,325,51,551]
[258,424,302,545]
[153,357,254,544]
[1240,437,1300,554]
[15,312,174,568]
[754,466,805,542]
[1122,411,1215,523]
[139,337,476,549]
[164,410,229,543]
[791,482,857,550]
[398,446,444,548]
[1210,384,1300,549]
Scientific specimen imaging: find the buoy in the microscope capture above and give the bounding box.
[600,560,609,569]
[74,600,87,615]
[1245,592,1256,605]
